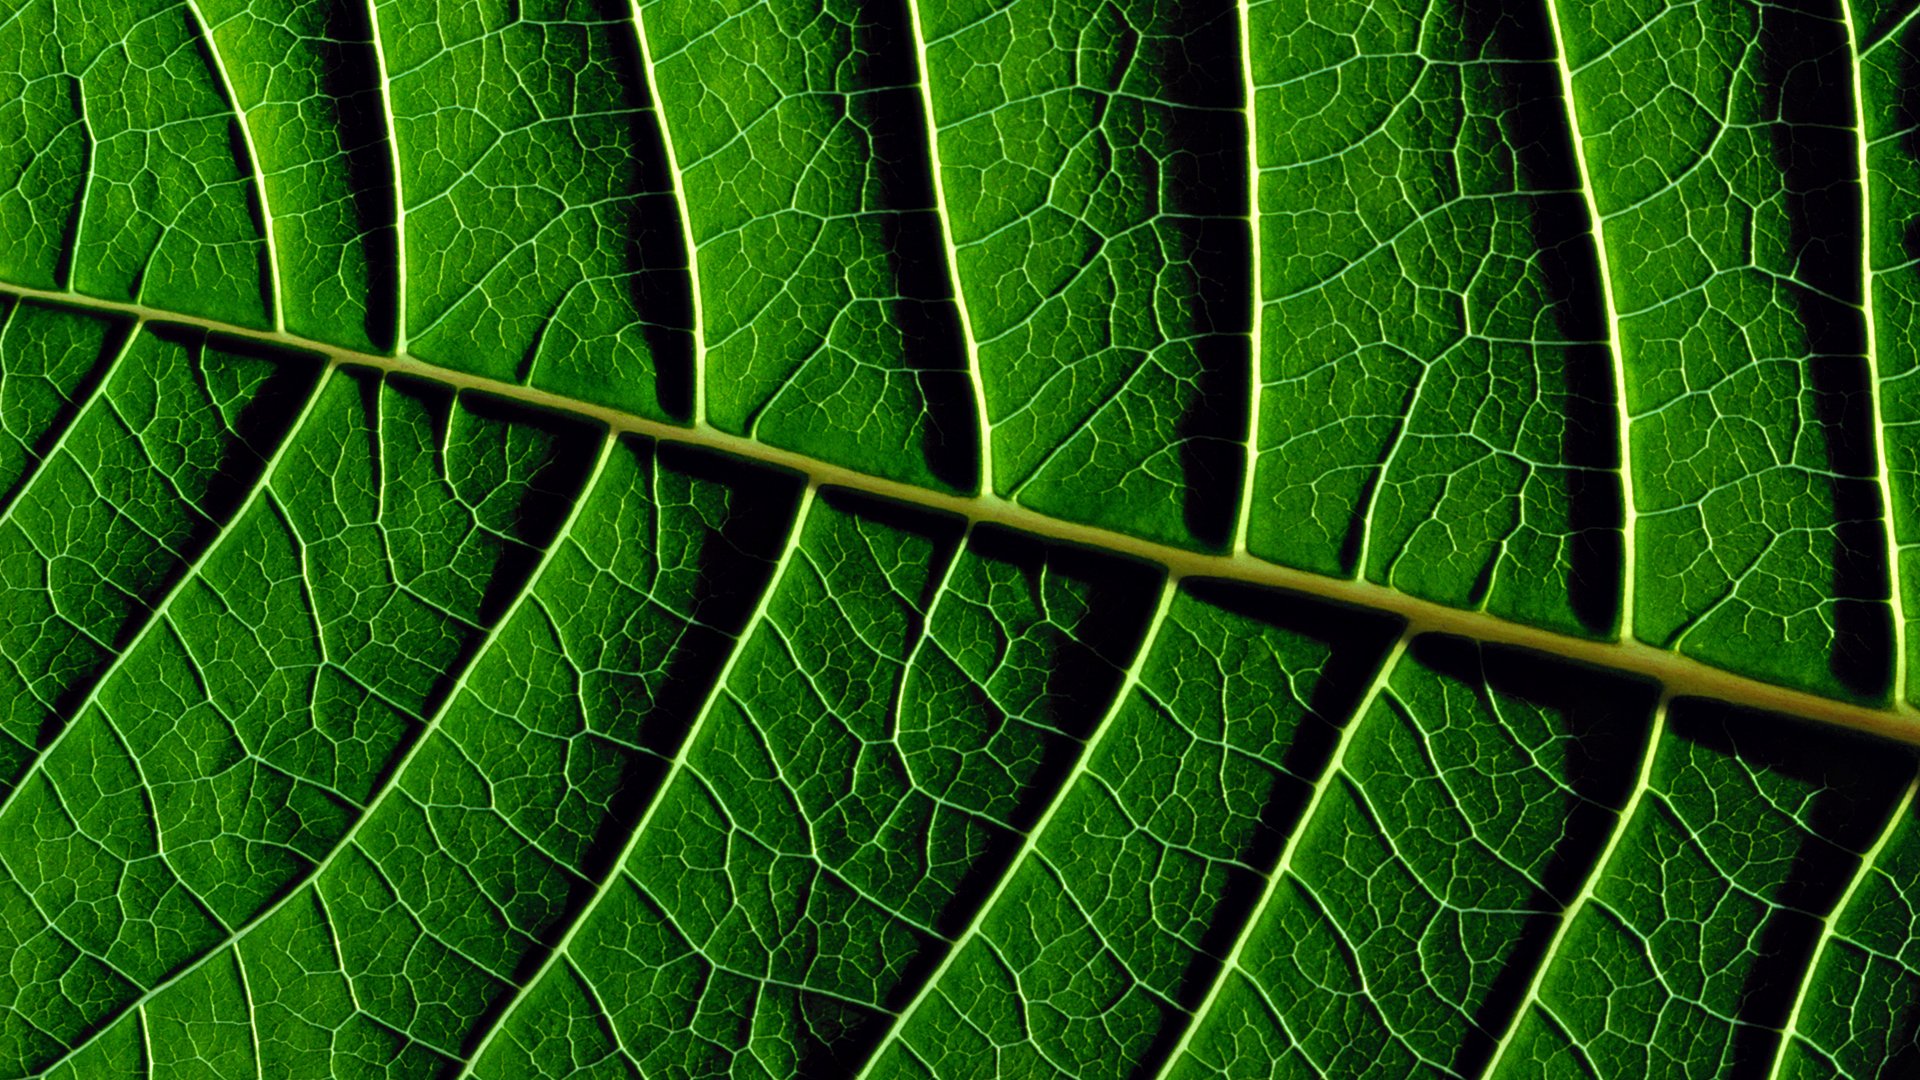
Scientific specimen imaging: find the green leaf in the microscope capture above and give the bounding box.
[1,0,1919,1076]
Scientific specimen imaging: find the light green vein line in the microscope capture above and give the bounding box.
[885,519,973,738]
[1,284,1918,748]
[904,0,992,496]
[854,571,1181,1078]
[64,78,95,298]
[1843,0,1910,702]
[1482,693,1669,1077]
[29,414,619,1080]
[1544,0,1637,641]
[0,316,137,530]
[1354,356,1433,584]
[1767,771,1918,1079]
[134,1005,152,1079]
[232,946,263,1080]
[1232,0,1262,554]
[182,0,280,333]
[1150,630,1411,1079]
[627,0,707,425]
[450,481,818,1079]
[1863,2,1920,55]
[0,352,326,833]
[364,0,407,354]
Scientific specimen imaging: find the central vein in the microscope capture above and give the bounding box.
[0,281,1915,749]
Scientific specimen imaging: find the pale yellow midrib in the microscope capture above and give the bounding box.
[6,281,1919,749]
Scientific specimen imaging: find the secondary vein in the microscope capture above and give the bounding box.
[853,571,1182,1077]
[627,0,709,426]
[1481,693,1669,1075]
[905,0,994,496]
[364,0,408,353]
[449,482,818,1078]
[1151,631,1412,1078]
[1843,0,1911,703]
[1766,770,1918,1079]
[1544,0,1639,643]
[182,0,281,332]
[26,420,619,1079]
[1233,0,1262,554]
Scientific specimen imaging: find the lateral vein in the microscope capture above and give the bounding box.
[904,0,994,495]
[182,0,282,332]
[17,363,335,1076]
[1842,0,1911,702]
[26,421,619,1079]
[1151,632,1412,1078]
[364,0,408,353]
[0,314,137,529]
[1766,771,1918,1079]
[1482,694,1669,1075]
[853,571,1183,1077]
[1543,0,1639,642]
[626,0,708,425]
[448,482,819,1078]
[1233,0,1262,554]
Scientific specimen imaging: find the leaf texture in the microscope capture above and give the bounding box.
[2,0,1920,1076]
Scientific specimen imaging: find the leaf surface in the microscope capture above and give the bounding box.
[2,0,1920,1076]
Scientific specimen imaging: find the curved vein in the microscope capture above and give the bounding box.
[0,314,133,529]
[28,422,619,1079]
[1843,0,1912,702]
[449,482,819,1079]
[0,347,325,831]
[1544,0,1638,642]
[1232,0,1260,554]
[1481,694,1669,1076]
[904,0,993,496]
[181,0,280,332]
[1147,632,1410,1078]
[626,1,707,425]
[364,0,407,353]
[1766,772,1919,1078]
[855,573,1182,1078]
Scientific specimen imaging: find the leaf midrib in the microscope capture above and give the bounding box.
[2,281,1912,749]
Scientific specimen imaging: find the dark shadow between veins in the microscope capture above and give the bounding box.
[860,0,979,494]
[1157,0,1250,555]
[1414,635,1655,1078]
[1150,580,1404,1039]
[602,0,697,421]
[1768,0,1894,700]
[1483,0,1624,637]
[1667,699,1912,1072]
[37,328,321,746]
[317,0,401,352]
[482,443,807,1045]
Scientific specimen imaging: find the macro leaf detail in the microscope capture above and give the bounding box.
[1,0,1920,1076]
